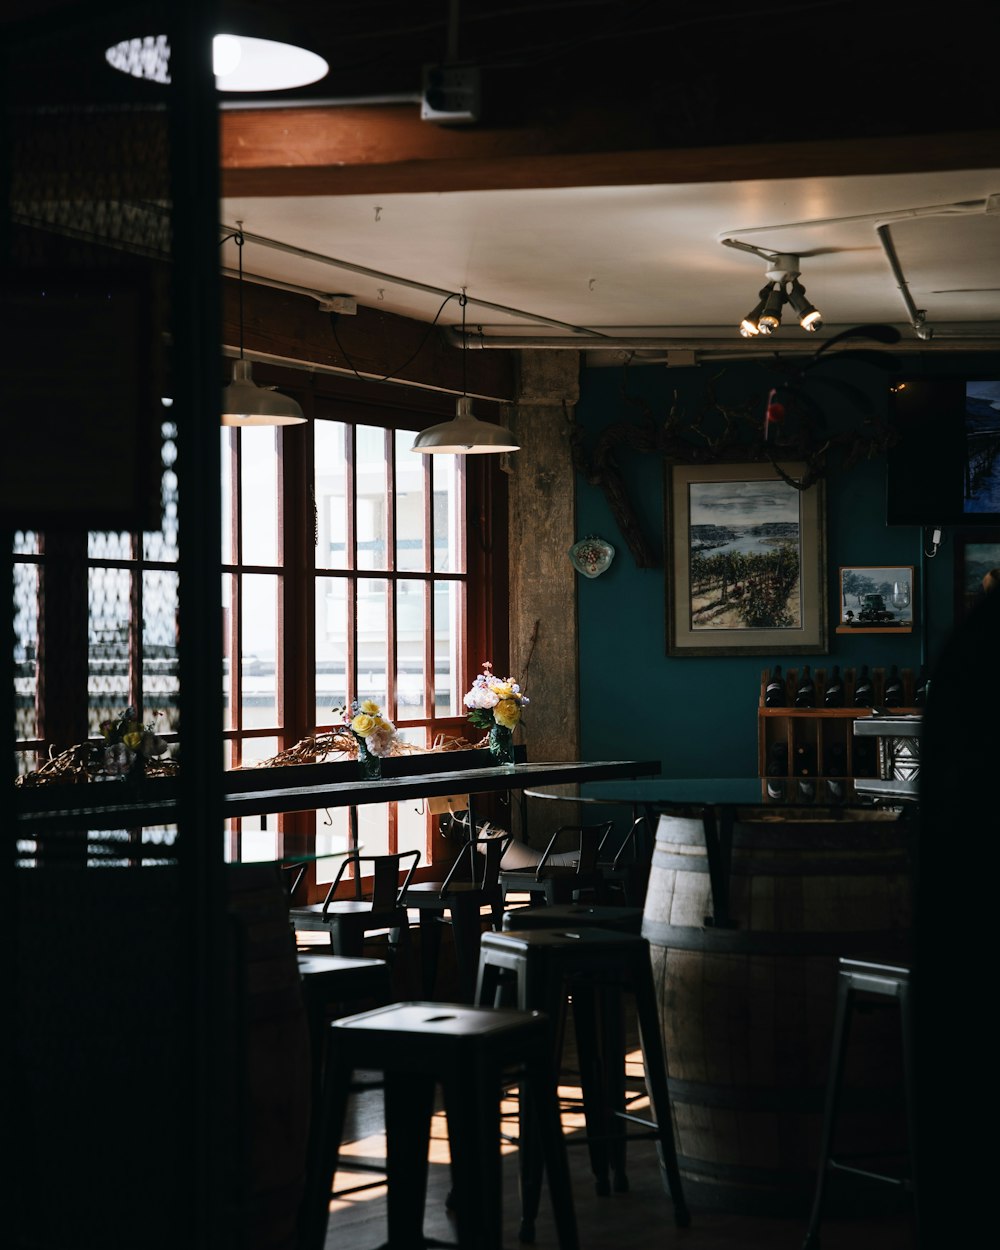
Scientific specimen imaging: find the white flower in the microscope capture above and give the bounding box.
[464,685,499,709]
[365,723,396,757]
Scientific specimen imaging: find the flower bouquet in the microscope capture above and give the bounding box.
[463,662,528,767]
[96,706,168,779]
[336,699,398,779]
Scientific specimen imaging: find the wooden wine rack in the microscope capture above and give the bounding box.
[757,666,919,801]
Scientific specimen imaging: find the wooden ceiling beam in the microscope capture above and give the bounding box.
[221,105,1000,197]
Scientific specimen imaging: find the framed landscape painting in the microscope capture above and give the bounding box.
[665,461,827,656]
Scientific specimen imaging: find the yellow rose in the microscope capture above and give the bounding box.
[492,682,514,700]
[351,712,377,736]
[494,698,521,729]
[122,731,143,750]
[359,699,381,715]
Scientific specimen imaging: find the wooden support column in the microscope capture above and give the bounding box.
[508,351,581,801]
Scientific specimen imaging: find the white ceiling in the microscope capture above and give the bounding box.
[222,166,1000,362]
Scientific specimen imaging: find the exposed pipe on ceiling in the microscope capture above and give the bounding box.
[877,223,933,340]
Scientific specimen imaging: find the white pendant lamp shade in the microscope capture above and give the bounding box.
[411,396,519,454]
[212,34,328,92]
[221,358,306,426]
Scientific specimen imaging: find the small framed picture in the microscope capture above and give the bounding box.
[837,565,914,633]
[954,531,1000,623]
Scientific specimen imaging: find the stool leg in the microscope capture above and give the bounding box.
[299,1046,353,1250]
[384,1070,436,1249]
[803,973,855,1250]
[444,1068,503,1250]
[524,1048,580,1250]
[449,894,483,1003]
[633,961,690,1227]
[898,979,919,1238]
[599,980,629,1193]
[419,910,443,998]
[570,981,612,1196]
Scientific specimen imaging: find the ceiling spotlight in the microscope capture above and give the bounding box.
[787,280,823,332]
[757,283,785,336]
[105,32,328,92]
[739,286,771,338]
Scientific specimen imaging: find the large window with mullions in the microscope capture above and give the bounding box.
[221,373,503,878]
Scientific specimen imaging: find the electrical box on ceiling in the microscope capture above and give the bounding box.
[421,64,481,124]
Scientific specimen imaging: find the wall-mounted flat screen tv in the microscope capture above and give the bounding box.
[885,377,1000,526]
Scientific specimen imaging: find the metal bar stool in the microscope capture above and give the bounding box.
[475,926,689,1242]
[802,958,916,1249]
[299,1000,580,1250]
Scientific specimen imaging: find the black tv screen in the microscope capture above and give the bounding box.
[885,377,1000,526]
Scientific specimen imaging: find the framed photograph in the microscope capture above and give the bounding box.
[954,531,1000,622]
[665,461,827,656]
[837,565,914,633]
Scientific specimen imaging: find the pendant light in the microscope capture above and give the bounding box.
[221,227,305,427]
[411,293,519,455]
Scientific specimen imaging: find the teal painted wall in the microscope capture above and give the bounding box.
[573,352,1000,776]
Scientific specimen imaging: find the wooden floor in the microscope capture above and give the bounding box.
[315,1000,914,1250]
[321,1075,914,1250]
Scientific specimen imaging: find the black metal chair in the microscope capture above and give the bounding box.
[289,849,420,960]
[402,828,513,1001]
[499,822,613,907]
[595,813,652,907]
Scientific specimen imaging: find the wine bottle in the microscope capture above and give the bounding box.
[914,664,930,706]
[823,741,847,777]
[853,665,874,708]
[794,665,815,708]
[823,665,844,708]
[884,664,904,708]
[794,742,817,776]
[764,665,787,708]
[765,741,787,800]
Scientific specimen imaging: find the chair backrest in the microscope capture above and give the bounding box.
[437,827,513,894]
[322,849,421,913]
[535,822,614,879]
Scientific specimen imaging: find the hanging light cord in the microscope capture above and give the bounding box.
[460,289,468,396]
[220,226,246,360]
[329,290,459,384]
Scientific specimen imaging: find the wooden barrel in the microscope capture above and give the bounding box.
[226,863,313,1250]
[642,807,914,1215]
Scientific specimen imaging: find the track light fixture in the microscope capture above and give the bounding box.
[787,280,823,332]
[734,254,824,339]
[757,283,785,336]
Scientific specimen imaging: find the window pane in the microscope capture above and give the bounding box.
[142,569,179,732]
[434,580,465,716]
[432,454,465,573]
[397,579,426,716]
[13,561,39,740]
[143,417,179,562]
[240,425,279,566]
[357,577,388,708]
[88,565,131,735]
[14,531,38,555]
[356,425,388,571]
[88,531,131,561]
[317,810,350,885]
[241,573,278,729]
[222,572,235,730]
[395,428,426,571]
[315,420,349,571]
[357,803,389,857]
[316,575,348,725]
[220,428,234,565]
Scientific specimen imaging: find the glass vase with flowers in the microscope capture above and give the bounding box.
[463,662,529,768]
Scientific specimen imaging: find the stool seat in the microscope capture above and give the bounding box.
[501,903,643,934]
[476,927,689,1237]
[300,1000,580,1250]
[802,958,915,1249]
